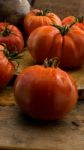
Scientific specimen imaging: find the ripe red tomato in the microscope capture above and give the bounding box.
[14,59,78,120]
[62,16,75,26]
[62,16,84,31]
[24,9,62,36]
[0,44,16,89]
[0,22,24,53]
[27,24,84,69]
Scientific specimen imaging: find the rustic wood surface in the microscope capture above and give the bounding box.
[0,101,84,150]
[0,0,84,149]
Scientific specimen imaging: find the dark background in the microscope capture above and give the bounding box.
[33,0,84,19]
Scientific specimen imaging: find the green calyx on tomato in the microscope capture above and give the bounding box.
[0,24,11,37]
[53,20,76,35]
[2,27,11,36]
[4,49,23,61]
[76,16,84,23]
[4,47,23,71]
[36,8,51,16]
[0,23,18,37]
[44,57,60,68]
[1,44,23,62]
[4,49,23,62]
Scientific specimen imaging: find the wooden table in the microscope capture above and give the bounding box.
[0,0,84,149]
[0,101,84,150]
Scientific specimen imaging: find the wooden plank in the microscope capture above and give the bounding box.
[0,101,84,150]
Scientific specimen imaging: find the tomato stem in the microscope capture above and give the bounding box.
[0,23,11,37]
[53,20,76,35]
[76,16,84,23]
[2,28,11,36]
[0,23,18,37]
[36,8,51,16]
[4,50,23,61]
[53,24,69,35]
[44,57,60,68]
[0,43,23,61]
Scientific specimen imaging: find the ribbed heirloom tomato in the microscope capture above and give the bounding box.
[24,9,62,36]
[27,23,84,69]
[62,16,84,31]
[14,58,78,120]
[0,22,24,53]
[0,44,16,89]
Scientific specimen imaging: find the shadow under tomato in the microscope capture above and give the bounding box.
[17,109,69,128]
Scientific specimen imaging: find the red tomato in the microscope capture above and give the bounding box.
[14,60,78,120]
[24,9,62,36]
[0,44,16,89]
[27,25,84,69]
[62,16,75,26]
[62,16,84,31]
[0,22,24,53]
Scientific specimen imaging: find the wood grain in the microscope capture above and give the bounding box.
[0,101,84,150]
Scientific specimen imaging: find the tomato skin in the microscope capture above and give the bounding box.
[0,22,24,53]
[62,16,75,26]
[24,9,62,36]
[0,45,15,89]
[62,16,84,31]
[14,65,78,120]
[27,25,84,69]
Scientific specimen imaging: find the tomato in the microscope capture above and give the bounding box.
[0,22,24,53]
[62,16,75,26]
[0,44,16,89]
[62,16,84,31]
[24,9,62,36]
[27,24,84,69]
[14,58,78,120]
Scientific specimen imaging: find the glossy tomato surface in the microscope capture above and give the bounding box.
[24,9,62,36]
[0,45,15,89]
[0,22,24,53]
[62,16,84,31]
[14,65,78,120]
[27,25,84,69]
[62,16,75,26]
